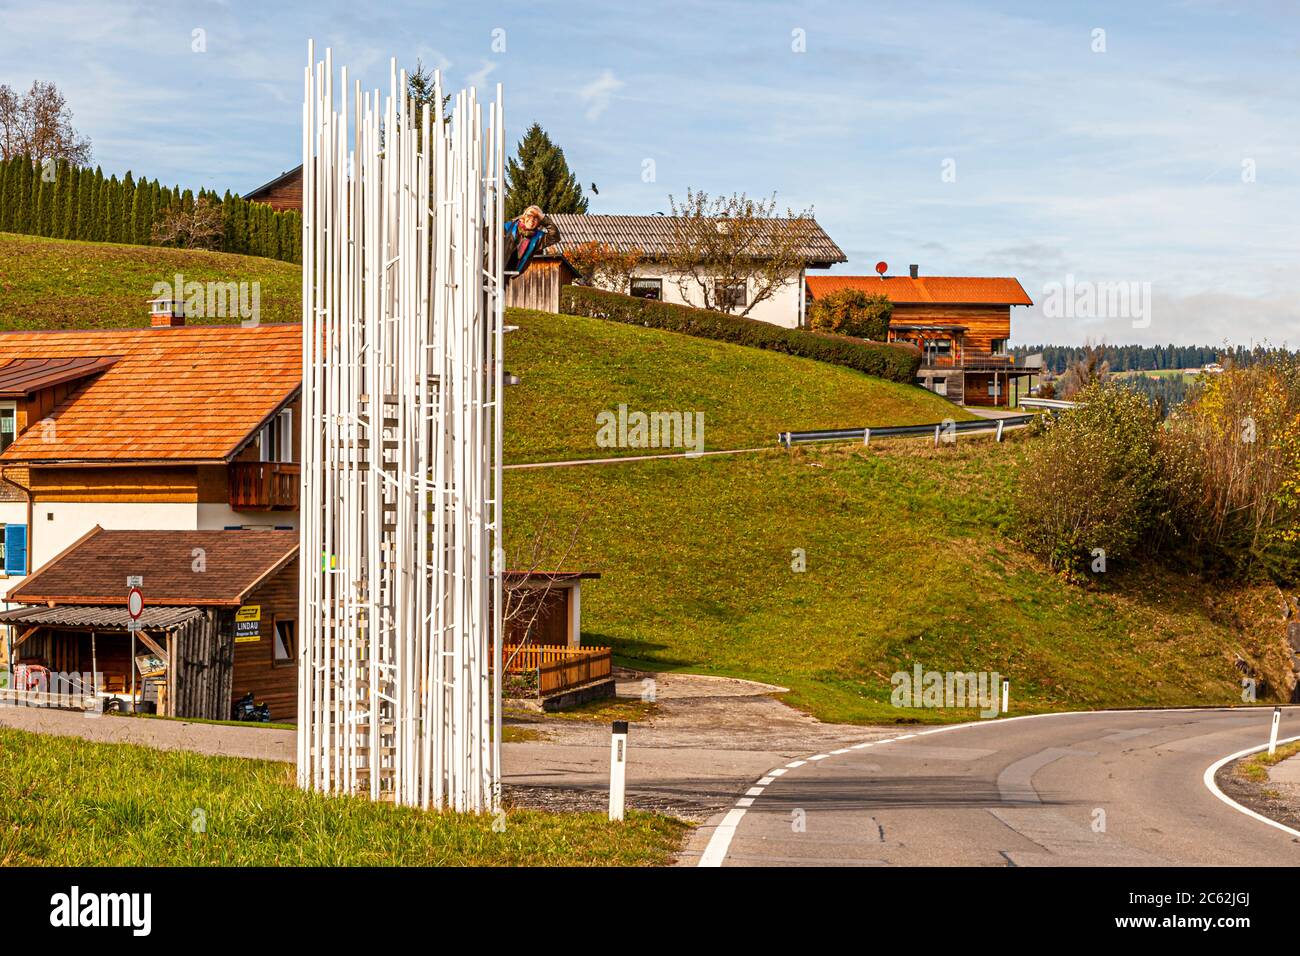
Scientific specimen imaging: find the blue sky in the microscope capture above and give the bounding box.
[1,0,1297,346]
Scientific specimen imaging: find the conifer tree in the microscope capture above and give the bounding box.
[504,123,588,219]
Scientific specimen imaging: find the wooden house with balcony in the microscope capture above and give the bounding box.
[806,269,1036,407]
[0,314,302,594]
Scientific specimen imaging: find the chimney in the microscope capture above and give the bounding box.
[909,264,919,279]
[148,296,185,328]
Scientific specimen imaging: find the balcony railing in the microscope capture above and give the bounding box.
[920,351,1017,370]
[229,461,300,511]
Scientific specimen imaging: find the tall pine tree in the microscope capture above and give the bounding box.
[504,123,588,219]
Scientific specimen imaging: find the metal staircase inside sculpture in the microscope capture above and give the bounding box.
[297,42,505,811]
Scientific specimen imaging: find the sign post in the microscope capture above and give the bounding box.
[609,720,629,821]
[126,585,143,711]
[1269,706,1282,756]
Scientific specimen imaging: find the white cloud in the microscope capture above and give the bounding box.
[577,70,623,121]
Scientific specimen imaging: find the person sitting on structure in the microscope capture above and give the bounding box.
[503,205,560,277]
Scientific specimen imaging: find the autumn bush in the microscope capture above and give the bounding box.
[1017,356,1300,585]
[1158,354,1300,582]
[1015,382,1165,581]
[806,288,893,340]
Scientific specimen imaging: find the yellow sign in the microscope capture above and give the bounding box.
[235,605,261,642]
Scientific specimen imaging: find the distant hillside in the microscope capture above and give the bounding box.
[0,233,300,330]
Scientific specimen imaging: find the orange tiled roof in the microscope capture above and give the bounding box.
[0,324,301,463]
[805,274,1033,306]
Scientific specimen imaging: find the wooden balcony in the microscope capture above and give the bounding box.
[229,461,300,511]
[920,351,1018,371]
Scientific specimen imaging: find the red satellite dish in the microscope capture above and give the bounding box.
[875,261,888,276]
[127,586,144,621]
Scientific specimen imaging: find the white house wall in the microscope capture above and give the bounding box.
[26,501,197,570]
[611,264,807,329]
[198,502,299,531]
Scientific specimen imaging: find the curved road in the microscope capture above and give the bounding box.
[699,707,1300,866]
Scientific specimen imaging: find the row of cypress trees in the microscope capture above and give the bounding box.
[0,154,301,264]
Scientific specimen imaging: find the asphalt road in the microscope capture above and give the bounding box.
[691,708,1300,866]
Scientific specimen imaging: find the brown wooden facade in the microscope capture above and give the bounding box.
[244,166,303,212]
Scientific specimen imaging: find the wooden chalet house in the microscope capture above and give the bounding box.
[806,268,1036,407]
[243,165,304,212]
[0,309,303,717]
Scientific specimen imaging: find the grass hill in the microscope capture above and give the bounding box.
[504,345,1291,725]
[0,233,300,329]
[504,309,975,462]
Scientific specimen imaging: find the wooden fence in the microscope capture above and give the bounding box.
[500,644,612,696]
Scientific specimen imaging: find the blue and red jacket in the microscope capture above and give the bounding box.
[504,216,560,275]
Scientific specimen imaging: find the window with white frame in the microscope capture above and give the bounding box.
[0,402,16,453]
[258,407,294,463]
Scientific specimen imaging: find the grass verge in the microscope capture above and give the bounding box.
[0,727,687,866]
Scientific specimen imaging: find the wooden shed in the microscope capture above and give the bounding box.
[0,527,299,721]
[505,259,577,313]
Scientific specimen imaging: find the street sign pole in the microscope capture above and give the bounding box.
[127,584,144,712]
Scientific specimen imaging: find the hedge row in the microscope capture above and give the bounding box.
[559,285,921,384]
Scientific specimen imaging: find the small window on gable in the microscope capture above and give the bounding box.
[0,402,16,453]
[259,407,294,463]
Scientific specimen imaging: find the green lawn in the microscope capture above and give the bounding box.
[0,728,687,866]
[0,232,301,330]
[506,434,1270,724]
[504,308,975,463]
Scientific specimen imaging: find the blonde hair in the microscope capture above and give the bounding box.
[521,205,544,219]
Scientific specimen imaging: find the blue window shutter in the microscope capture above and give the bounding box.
[4,524,27,576]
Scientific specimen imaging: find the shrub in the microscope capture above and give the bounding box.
[1014,382,1165,581]
[1158,354,1300,583]
[807,289,893,340]
[559,285,921,384]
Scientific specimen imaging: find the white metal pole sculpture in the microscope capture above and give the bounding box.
[298,41,506,812]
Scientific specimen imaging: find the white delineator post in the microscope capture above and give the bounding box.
[1269,706,1281,756]
[298,41,506,812]
[609,720,629,821]
[1001,679,1010,716]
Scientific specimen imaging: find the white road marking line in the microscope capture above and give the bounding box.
[1203,733,1300,839]
[830,748,851,755]
[768,768,788,776]
[758,776,775,786]
[746,786,765,796]
[698,706,1300,867]
[698,807,748,867]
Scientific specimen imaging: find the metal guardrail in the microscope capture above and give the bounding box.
[778,414,1035,447]
[1018,397,1080,410]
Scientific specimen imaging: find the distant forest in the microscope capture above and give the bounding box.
[1011,344,1250,374]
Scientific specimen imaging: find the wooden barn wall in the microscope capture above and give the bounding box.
[230,557,299,722]
[505,260,568,313]
[506,588,570,647]
[167,610,233,720]
[247,171,303,212]
[890,304,1012,353]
